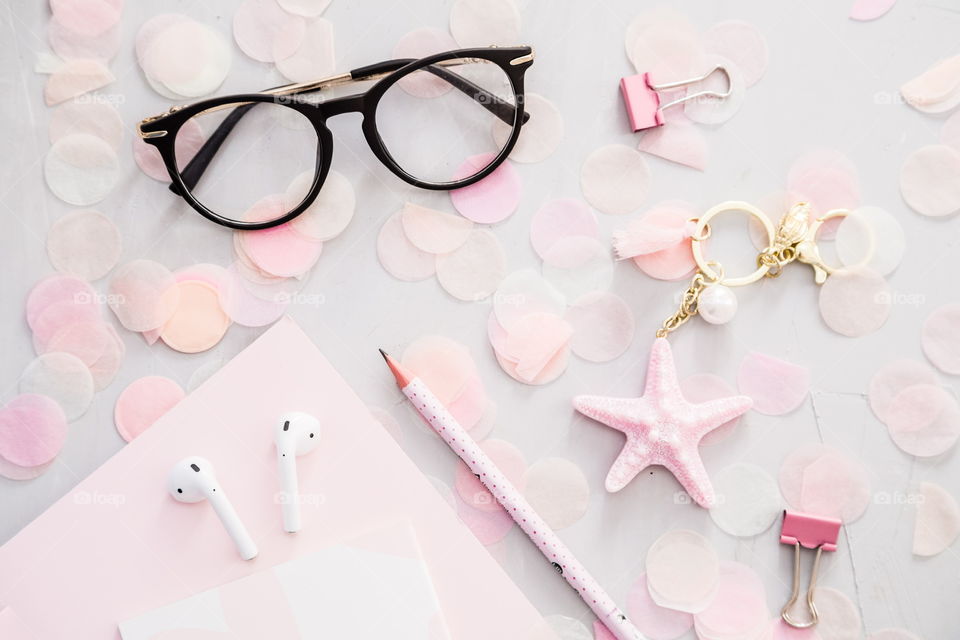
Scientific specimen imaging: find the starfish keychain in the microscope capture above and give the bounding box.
[575,201,850,507]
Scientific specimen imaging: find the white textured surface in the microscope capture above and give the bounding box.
[1,0,959,637]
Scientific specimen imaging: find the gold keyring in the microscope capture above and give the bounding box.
[799,208,868,278]
[691,201,775,287]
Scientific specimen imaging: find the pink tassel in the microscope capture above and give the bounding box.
[612,224,687,259]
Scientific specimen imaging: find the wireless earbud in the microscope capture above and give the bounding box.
[275,411,321,533]
[167,456,258,560]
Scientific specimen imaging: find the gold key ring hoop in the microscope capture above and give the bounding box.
[690,201,775,287]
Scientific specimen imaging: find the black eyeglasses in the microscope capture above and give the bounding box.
[137,46,534,230]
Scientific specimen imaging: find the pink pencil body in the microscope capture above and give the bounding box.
[383,352,644,640]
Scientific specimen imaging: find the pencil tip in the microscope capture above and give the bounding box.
[378,348,388,361]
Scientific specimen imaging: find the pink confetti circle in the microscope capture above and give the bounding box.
[868,359,938,424]
[377,210,436,282]
[921,303,960,374]
[108,259,181,332]
[133,117,205,182]
[885,383,960,457]
[446,374,488,430]
[26,274,96,332]
[580,144,651,215]
[703,19,769,86]
[529,198,599,260]
[449,154,522,223]
[787,149,860,215]
[402,336,476,404]
[0,394,68,467]
[779,444,871,522]
[233,0,306,63]
[400,202,473,255]
[50,0,122,38]
[693,562,769,639]
[0,455,54,481]
[818,267,891,337]
[114,376,185,443]
[392,28,459,98]
[564,291,635,362]
[46,210,122,281]
[629,201,698,280]
[453,490,514,546]
[645,529,719,613]
[737,351,811,416]
[239,199,323,278]
[435,230,507,301]
[900,144,960,217]
[626,574,693,640]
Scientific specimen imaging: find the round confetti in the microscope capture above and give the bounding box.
[529,198,599,260]
[140,16,231,97]
[449,154,521,224]
[89,324,125,391]
[770,618,823,639]
[900,144,960,217]
[286,170,356,242]
[580,144,651,215]
[446,374,488,430]
[541,236,614,301]
[220,264,290,327]
[493,269,566,331]
[44,133,119,206]
[454,438,526,512]
[399,202,473,254]
[402,336,476,404]
[49,16,121,61]
[703,19,769,86]
[627,201,698,280]
[626,10,703,78]
[835,206,905,276]
[636,113,708,171]
[19,352,94,421]
[239,200,323,278]
[737,351,811,415]
[564,291,635,362]
[818,267,891,337]
[693,562,769,640]
[44,59,115,106]
[108,259,181,332]
[46,210,121,281]
[377,210,437,282]
[454,491,514,545]
[779,444,871,522]
[114,376,186,442]
[814,588,861,640]
[48,101,123,150]
[277,0,331,17]
[449,0,521,47]
[50,0,121,37]
[913,481,960,557]
[921,303,960,375]
[495,341,570,386]
[276,17,335,83]
[0,455,54,481]
[159,281,231,354]
[31,299,101,350]
[436,230,507,301]
[502,312,572,383]
[885,384,960,457]
[710,463,782,537]
[26,274,96,332]
[645,529,720,613]
[0,394,68,468]
[491,93,564,163]
[868,359,938,424]
[627,574,693,640]
[788,149,860,215]
[39,320,110,366]
[521,458,589,529]
[233,0,306,63]
[133,116,205,182]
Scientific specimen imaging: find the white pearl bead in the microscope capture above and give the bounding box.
[698,284,738,325]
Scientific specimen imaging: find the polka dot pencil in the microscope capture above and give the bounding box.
[380,349,645,640]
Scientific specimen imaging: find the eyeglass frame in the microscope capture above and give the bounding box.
[137,46,535,230]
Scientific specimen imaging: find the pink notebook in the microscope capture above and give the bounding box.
[0,318,549,639]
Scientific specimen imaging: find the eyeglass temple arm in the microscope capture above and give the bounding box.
[170,59,528,196]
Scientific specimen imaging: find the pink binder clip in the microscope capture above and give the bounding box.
[779,510,842,629]
[620,66,732,132]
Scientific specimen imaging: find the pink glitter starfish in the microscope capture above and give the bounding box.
[573,337,753,507]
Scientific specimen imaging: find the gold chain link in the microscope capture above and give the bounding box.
[656,273,708,338]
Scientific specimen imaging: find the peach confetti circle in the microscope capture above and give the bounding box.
[159,281,231,354]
